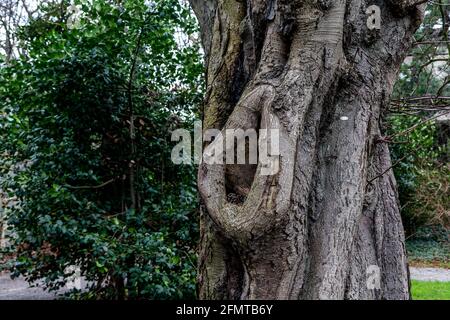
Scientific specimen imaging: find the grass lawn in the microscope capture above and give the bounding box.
[411,280,450,300]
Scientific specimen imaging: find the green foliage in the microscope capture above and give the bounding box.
[387,114,448,234]
[0,0,203,299]
[407,226,450,266]
[390,4,449,236]
[387,115,438,193]
[411,280,450,300]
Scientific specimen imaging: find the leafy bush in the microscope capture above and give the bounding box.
[406,225,449,266]
[407,167,449,229]
[388,114,448,235]
[0,0,203,299]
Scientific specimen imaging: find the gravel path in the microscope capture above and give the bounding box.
[0,273,61,300]
[410,267,450,282]
[1,268,449,299]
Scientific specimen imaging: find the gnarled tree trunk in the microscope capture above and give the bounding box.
[189,0,425,300]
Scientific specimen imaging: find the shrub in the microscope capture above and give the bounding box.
[0,0,203,299]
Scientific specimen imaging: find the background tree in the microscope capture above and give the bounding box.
[190,0,427,300]
[389,2,449,234]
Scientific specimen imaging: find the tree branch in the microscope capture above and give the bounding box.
[65,179,115,190]
[188,0,217,59]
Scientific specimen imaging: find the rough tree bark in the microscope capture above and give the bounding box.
[189,0,426,300]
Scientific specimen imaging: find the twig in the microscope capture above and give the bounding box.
[367,155,408,185]
[64,179,115,190]
[388,110,450,141]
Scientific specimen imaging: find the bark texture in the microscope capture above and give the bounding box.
[190,0,425,300]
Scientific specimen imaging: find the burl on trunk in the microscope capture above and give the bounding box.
[189,0,425,300]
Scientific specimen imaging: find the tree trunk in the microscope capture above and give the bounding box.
[190,0,425,300]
